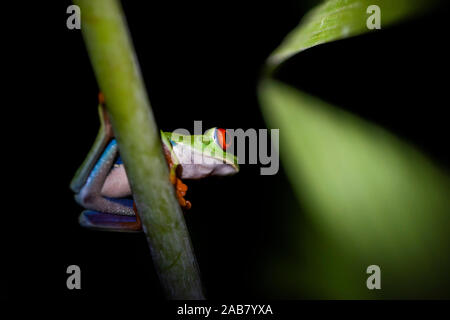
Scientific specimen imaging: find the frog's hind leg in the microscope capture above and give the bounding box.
[75,139,134,217]
[72,93,142,232]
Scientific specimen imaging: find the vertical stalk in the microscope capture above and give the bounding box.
[74,0,204,299]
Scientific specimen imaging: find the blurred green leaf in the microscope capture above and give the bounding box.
[259,79,450,298]
[258,0,445,298]
[268,0,435,68]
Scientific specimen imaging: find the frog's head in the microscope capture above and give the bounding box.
[201,127,239,175]
[169,128,239,178]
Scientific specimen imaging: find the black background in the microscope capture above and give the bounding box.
[9,0,450,303]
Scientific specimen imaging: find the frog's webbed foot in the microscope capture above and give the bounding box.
[173,177,192,210]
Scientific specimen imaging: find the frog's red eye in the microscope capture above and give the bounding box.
[216,128,231,151]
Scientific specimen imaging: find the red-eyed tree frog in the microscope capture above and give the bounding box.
[70,93,239,232]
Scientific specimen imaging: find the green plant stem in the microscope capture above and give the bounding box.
[74,0,204,299]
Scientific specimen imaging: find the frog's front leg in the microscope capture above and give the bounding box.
[174,175,191,209]
[163,147,192,210]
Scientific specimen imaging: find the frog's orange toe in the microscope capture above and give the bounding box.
[177,195,186,207]
[176,179,188,192]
